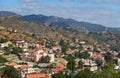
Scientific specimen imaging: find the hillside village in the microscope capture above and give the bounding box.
[0,27,120,78]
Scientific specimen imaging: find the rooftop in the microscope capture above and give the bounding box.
[26,73,52,78]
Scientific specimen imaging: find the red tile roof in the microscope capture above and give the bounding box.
[52,68,59,73]
[94,54,103,59]
[28,50,34,53]
[56,64,64,68]
[26,73,52,78]
[66,48,72,54]
[34,52,38,55]
[20,65,29,69]
[36,46,43,50]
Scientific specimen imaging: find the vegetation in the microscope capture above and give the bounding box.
[104,52,112,62]
[65,55,76,71]
[53,61,120,78]
[1,11,120,78]
[79,52,90,59]
[3,47,11,55]
[0,56,8,63]
[0,38,8,43]
[109,45,120,52]
[12,47,23,54]
[75,69,94,78]
[52,72,71,78]
[118,53,120,58]
[77,60,83,69]
[59,40,70,54]
[95,59,103,67]
[67,58,76,71]
[0,66,20,78]
[75,51,90,59]
[38,56,50,63]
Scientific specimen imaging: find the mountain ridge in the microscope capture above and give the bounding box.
[0,11,21,17]
[20,14,120,34]
[0,11,120,35]
[0,11,120,50]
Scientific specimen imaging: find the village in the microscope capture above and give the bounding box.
[0,28,120,78]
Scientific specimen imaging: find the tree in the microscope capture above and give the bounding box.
[44,56,50,63]
[38,56,50,63]
[61,42,69,54]
[118,53,120,58]
[1,66,20,78]
[59,39,64,46]
[79,52,90,59]
[98,61,120,78]
[104,52,112,62]
[0,38,8,43]
[75,69,94,78]
[47,63,56,68]
[12,47,23,54]
[109,45,120,52]
[79,44,83,50]
[0,56,8,63]
[74,52,80,58]
[31,33,36,37]
[59,39,70,54]
[67,58,76,71]
[3,47,11,55]
[28,46,35,49]
[78,60,83,69]
[63,44,69,53]
[52,72,71,78]
[95,59,103,67]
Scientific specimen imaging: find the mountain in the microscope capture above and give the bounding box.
[0,26,38,42]
[0,16,66,40]
[0,13,120,50]
[0,11,21,17]
[0,11,120,35]
[21,14,120,34]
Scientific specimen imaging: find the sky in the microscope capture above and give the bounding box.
[0,0,120,27]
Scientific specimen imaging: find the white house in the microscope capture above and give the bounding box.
[82,59,98,71]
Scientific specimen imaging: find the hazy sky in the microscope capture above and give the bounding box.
[0,0,120,27]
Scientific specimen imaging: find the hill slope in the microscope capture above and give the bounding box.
[0,11,21,17]
[0,15,120,51]
[21,14,120,34]
[0,16,65,40]
[0,11,120,35]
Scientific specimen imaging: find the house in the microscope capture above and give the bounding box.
[5,54,22,62]
[66,48,73,54]
[35,53,55,63]
[82,59,98,71]
[88,52,93,57]
[26,73,52,78]
[82,45,94,51]
[13,40,28,49]
[93,53,104,60]
[27,62,34,67]
[114,65,120,70]
[118,58,120,66]
[0,41,12,48]
[52,63,65,73]
[35,45,55,62]
[52,46,61,51]
[18,65,30,78]
[26,45,55,63]
[0,50,3,54]
[6,62,17,67]
[38,63,50,67]
[55,58,68,65]
[79,41,85,44]
[28,68,41,73]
